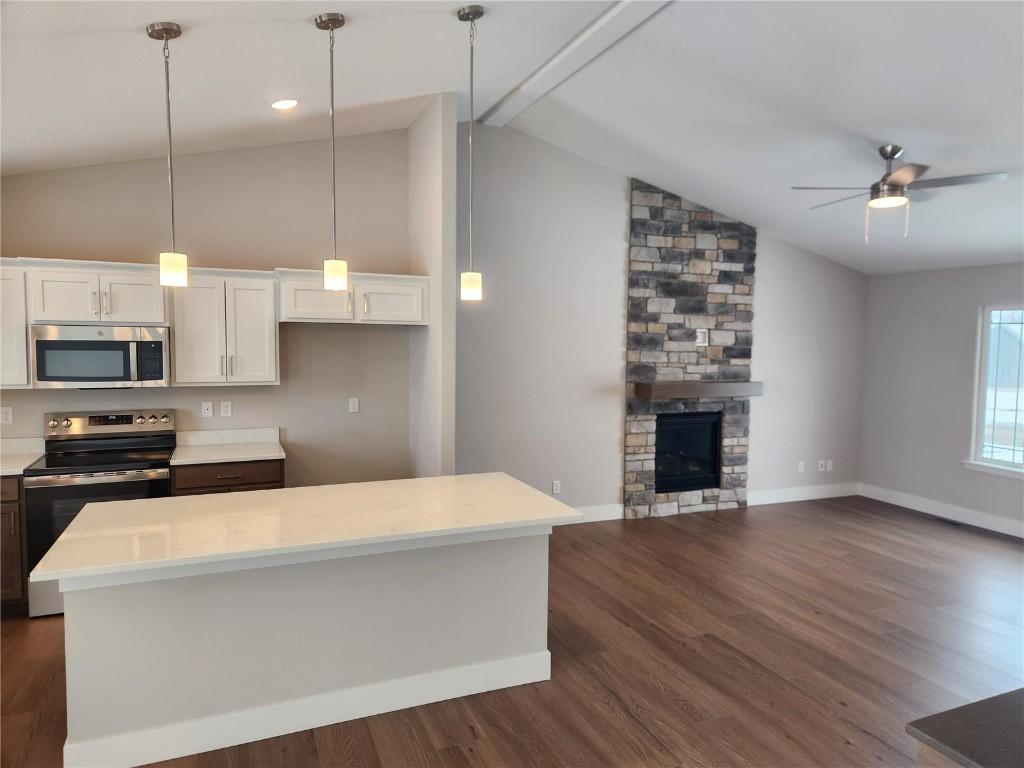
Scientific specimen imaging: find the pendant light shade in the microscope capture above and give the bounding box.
[147,22,188,288]
[159,252,189,287]
[316,13,349,291]
[458,6,484,302]
[323,258,348,291]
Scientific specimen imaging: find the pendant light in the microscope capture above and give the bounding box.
[458,5,484,301]
[146,22,189,288]
[315,13,348,291]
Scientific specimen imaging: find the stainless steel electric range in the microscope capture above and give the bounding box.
[24,409,176,616]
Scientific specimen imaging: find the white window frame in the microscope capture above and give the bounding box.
[966,304,1024,477]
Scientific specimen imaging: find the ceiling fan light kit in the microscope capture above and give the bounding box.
[792,143,1008,245]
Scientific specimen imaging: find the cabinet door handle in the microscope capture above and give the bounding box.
[216,473,243,480]
[229,355,235,376]
[90,291,99,315]
[101,291,110,315]
[219,354,225,376]
[347,294,353,315]
[363,295,369,315]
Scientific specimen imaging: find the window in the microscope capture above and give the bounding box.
[972,307,1024,470]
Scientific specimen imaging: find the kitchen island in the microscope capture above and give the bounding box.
[31,472,581,768]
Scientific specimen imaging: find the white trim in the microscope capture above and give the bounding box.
[747,483,859,506]
[857,483,1023,539]
[564,503,624,524]
[481,1,670,126]
[63,651,551,768]
[962,459,1024,480]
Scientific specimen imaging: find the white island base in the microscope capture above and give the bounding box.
[33,473,580,768]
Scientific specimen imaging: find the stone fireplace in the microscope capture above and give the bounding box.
[624,179,760,518]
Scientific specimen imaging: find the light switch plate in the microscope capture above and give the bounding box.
[348,398,359,414]
[220,401,233,417]
[0,407,11,425]
[552,480,561,495]
[200,401,213,419]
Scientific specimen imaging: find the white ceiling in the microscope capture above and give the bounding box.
[509,1,1024,274]
[0,0,611,174]
[3,1,1022,274]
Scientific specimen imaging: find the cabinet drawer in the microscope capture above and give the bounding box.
[1,478,19,503]
[172,460,283,492]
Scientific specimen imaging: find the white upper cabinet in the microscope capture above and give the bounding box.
[27,266,165,325]
[98,271,165,324]
[173,272,278,386]
[355,279,427,324]
[1,268,29,387]
[28,270,100,323]
[276,270,427,325]
[172,276,227,384]
[225,278,277,383]
[277,269,353,322]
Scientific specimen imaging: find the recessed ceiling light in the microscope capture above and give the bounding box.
[271,99,298,111]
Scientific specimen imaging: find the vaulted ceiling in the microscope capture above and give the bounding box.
[3,0,1022,274]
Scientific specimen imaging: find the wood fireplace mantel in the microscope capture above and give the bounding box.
[634,381,764,400]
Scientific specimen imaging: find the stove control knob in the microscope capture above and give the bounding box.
[48,418,59,429]
[136,416,146,425]
[61,418,72,428]
[148,415,158,424]
[160,414,170,424]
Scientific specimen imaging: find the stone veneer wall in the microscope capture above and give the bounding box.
[625,179,757,518]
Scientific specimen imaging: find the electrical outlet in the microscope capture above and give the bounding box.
[826,459,833,472]
[220,401,233,417]
[695,329,709,347]
[817,459,826,472]
[348,397,360,414]
[797,461,805,474]
[552,480,561,495]
[200,401,213,419]
[0,407,11,425]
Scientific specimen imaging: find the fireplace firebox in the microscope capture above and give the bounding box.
[654,413,721,493]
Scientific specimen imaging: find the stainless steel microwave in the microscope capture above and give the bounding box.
[30,325,170,388]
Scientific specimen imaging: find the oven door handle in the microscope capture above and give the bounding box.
[23,468,169,488]
[129,341,139,382]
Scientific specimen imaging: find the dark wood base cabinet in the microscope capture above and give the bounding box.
[1,477,26,617]
[171,460,285,496]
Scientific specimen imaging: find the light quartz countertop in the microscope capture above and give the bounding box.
[0,438,44,477]
[169,427,285,466]
[31,472,581,585]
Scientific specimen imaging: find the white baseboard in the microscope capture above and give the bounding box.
[566,503,624,524]
[64,651,551,768]
[747,483,859,506]
[857,483,1023,539]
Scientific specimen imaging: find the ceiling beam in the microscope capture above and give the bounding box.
[480,0,670,127]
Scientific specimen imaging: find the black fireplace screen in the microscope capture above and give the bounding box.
[654,412,721,493]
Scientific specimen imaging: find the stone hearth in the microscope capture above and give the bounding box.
[624,179,757,518]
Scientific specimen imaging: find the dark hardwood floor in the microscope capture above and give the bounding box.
[3,496,1022,767]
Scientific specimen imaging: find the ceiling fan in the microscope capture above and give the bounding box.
[792,144,1008,211]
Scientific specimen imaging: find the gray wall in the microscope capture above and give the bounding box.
[454,125,628,510]
[749,235,868,493]
[860,264,1024,528]
[1,131,415,487]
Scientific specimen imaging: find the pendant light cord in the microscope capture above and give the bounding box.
[468,19,476,273]
[329,28,338,263]
[162,38,176,253]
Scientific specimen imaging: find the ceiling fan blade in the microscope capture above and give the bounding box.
[885,163,929,186]
[908,172,1008,190]
[791,186,869,190]
[810,192,869,210]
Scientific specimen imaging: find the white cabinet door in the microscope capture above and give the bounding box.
[225,278,277,383]
[279,277,353,322]
[354,281,426,324]
[172,277,227,384]
[27,270,100,323]
[0,269,28,387]
[99,271,165,324]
